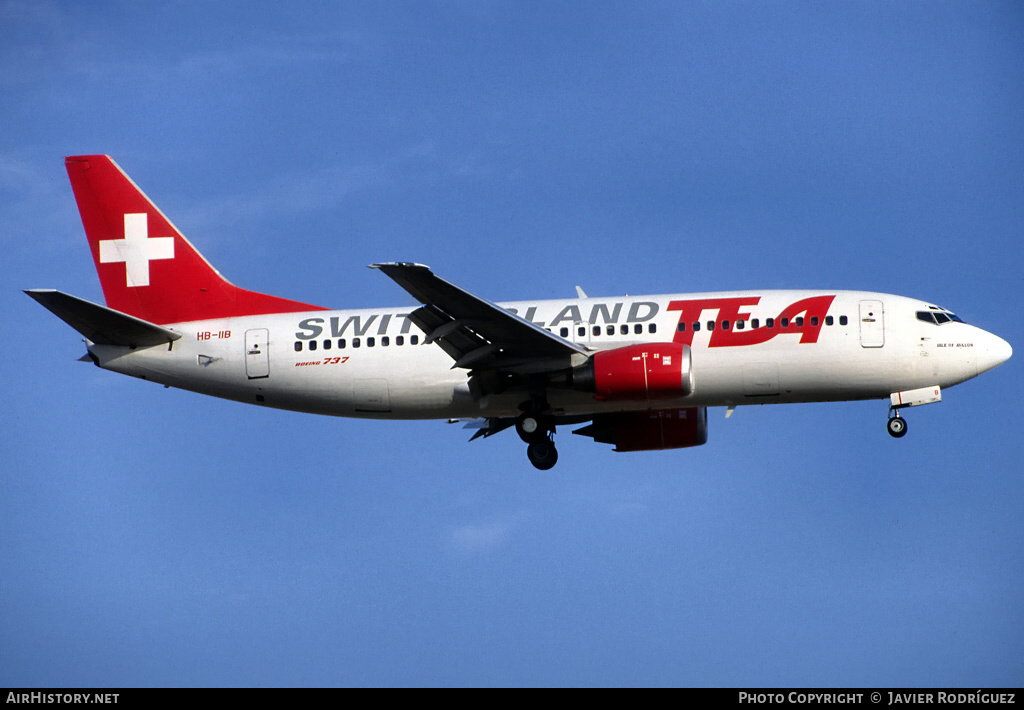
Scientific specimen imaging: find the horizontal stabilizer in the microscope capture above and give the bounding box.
[25,289,182,347]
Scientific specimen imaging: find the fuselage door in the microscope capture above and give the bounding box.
[571,320,593,348]
[858,300,884,348]
[245,328,270,379]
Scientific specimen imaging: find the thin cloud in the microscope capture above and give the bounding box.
[172,32,368,77]
[0,154,79,253]
[175,161,390,233]
[0,15,369,87]
[174,140,489,233]
[447,520,511,554]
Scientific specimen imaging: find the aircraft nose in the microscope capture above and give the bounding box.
[976,331,1012,376]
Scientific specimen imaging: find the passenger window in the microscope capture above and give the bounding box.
[382,336,389,346]
[411,335,419,345]
[707,321,715,331]
[795,317,804,327]
[736,320,745,330]
[633,324,642,334]
[396,336,404,346]
[352,338,360,348]
[677,322,686,332]
[621,325,629,335]
[810,317,818,327]
[751,318,759,329]
[607,325,614,336]
[294,341,303,352]
[578,327,586,337]
[560,327,569,337]
[825,316,833,326]
[693,322,700,332]
[781,318,789,327]
[722,320,730,330]
[648,323,656,334]
[766,318,774,328]
[309,340,317,351]
[338,339,346,349]
[839,316,848,326]
[367,337,375,347]
[323,339,331,350]
[593,326,601,337]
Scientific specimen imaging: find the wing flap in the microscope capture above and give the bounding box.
[456,417,516,441]
[408,303,489,364]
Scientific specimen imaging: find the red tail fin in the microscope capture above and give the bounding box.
[65,155,326,324]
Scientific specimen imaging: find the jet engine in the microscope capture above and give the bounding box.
[573,407,708,451]
[572,343,693,401]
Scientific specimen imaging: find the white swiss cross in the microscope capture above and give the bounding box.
[98,213,175,287]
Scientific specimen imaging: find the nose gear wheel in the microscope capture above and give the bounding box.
[886,407,908,438]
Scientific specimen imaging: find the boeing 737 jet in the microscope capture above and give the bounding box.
[28,155,1013,469]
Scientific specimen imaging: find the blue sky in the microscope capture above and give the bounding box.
[1,1,1022,687]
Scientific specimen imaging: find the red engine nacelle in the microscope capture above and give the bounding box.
[610,407,708,451]
[573,343,693,401]
[573,407,709,451]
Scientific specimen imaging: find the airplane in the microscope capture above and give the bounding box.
[27,155,1013,470]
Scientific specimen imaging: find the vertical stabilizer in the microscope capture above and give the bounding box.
[65,155,326,324]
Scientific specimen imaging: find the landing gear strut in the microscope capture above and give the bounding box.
[886,407,908,438]
[517,401,558,470]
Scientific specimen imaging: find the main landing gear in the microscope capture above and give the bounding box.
[886,407,908,438]
[516,409,558,470]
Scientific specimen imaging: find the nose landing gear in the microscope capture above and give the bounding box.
[886,407,908,438]
[885,386,942,438]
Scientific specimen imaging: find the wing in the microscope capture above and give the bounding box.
[370,262,587,373]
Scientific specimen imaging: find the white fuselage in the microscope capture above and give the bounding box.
[87,290,1008,419]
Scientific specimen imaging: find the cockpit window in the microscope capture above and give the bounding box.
[917,307,963,325]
